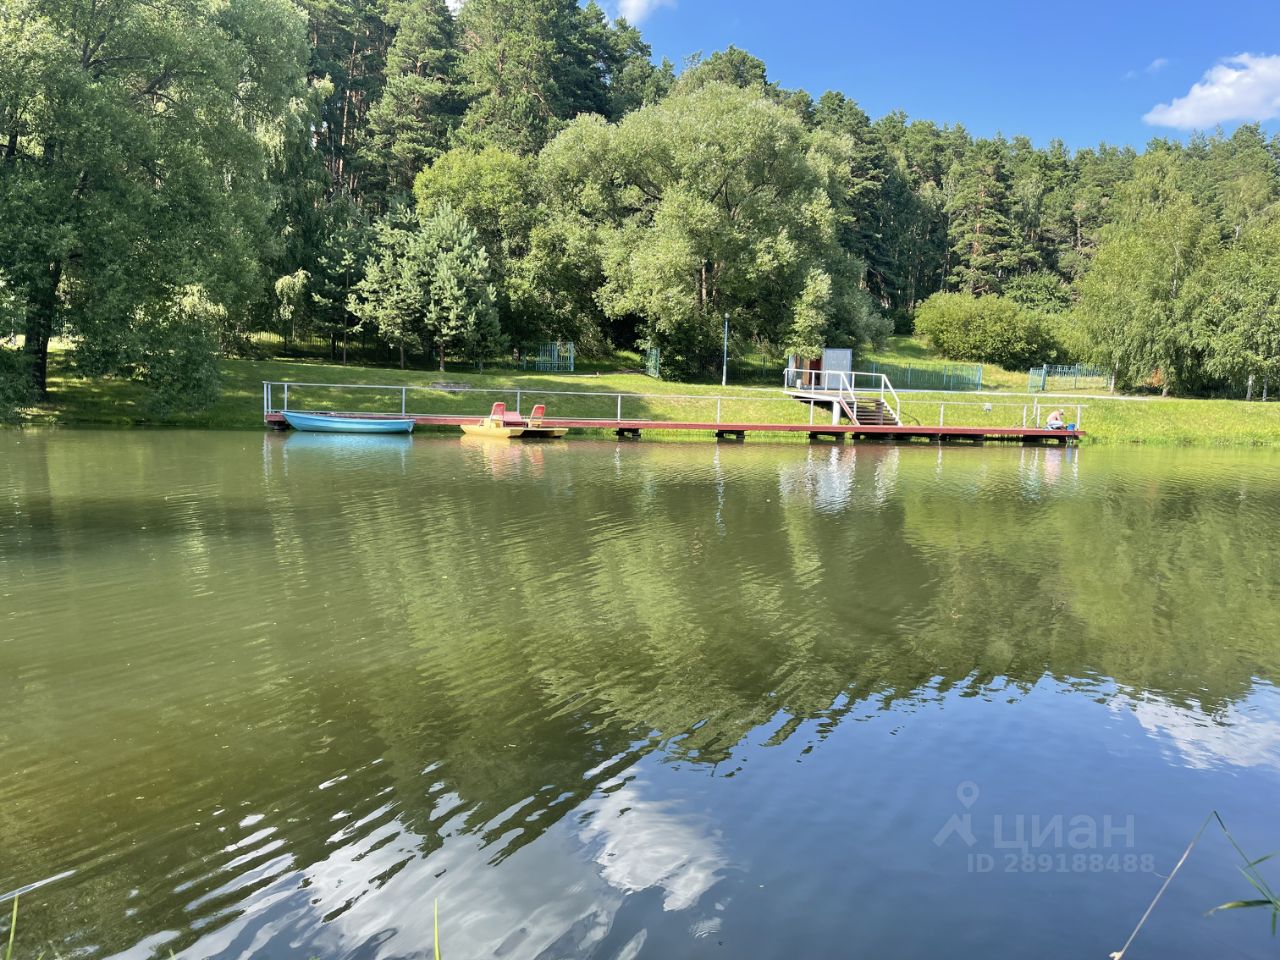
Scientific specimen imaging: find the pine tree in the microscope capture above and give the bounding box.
[600,18,674,118]
[311,199,373,363]
[363,0,463,193]
[945,138,1024,294]
[455,0,608,154]
[349,203,501,370]
[417,202,504,369]
[813,92,891,296]
[300,0,393,197]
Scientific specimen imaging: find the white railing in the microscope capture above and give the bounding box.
[878,375,901,426]
[783,368,900,425]
[263,381,1084,433]
[264,381,779,426]
[914,400,1086,430]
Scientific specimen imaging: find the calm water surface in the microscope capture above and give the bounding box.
[3,431,1280,959]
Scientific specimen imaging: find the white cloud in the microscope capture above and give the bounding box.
[1145,53,1280,128]
[1125,57,1169,81]
[617,0,675,24]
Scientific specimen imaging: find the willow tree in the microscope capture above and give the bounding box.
[536,82,887,376]
[1187,214,1280,399]
[0,0,308,405]
[1073,152,1220,393]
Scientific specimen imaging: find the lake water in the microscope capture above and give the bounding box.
[3,431,1280,959]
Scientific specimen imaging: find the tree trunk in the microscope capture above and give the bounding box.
[1246,373,1255,402]
[23,259,62,399]
[399,342,405,370]
[342,326,348,366]
[438,339,445,373]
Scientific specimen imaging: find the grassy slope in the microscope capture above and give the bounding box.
[14,346,1280,445]
[24,350,810,431]
[866,335,1101,392]
[869,336,1280,443]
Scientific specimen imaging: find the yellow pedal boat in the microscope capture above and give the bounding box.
[461,402,569,440]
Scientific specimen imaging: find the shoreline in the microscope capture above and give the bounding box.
[8,354,1280,447]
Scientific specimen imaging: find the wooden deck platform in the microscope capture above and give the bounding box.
[264,411,1083,444]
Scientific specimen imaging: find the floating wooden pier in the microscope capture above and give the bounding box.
[263,412,1082,444]
[262,376,1084,444]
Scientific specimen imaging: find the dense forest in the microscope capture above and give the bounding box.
[3,0,1280,410]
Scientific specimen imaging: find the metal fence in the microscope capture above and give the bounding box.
[643,347,793,385]
[245,331,397,366]
[645,347,662,379]
[864,360,983,391]
[521,341,575,372]
[1028,364,1111,392]
[645,353,982,391]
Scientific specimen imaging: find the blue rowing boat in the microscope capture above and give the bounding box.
[283,411,415,434]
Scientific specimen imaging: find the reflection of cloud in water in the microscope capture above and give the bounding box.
[1115,692,1280,771]
[581,784,727,912]
[157,776,724,960]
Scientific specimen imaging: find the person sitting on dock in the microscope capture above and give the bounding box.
[1045,409,1066,430]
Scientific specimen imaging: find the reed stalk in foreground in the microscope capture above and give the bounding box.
[1208,813,1280,934]
[4,896,15,960]
[1,896,42,960]
[1112,811,1280,958]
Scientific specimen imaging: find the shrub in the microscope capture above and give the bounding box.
[914,292,1057,370]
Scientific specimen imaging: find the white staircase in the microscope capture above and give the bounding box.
[783,368,901,427]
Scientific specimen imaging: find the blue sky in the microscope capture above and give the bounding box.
[617,0,1280,148]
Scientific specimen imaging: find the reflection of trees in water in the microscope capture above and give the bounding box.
[3,435,1280,956]
[897,445,1280,710]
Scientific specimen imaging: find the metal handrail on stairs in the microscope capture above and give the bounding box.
[783,368,900,426]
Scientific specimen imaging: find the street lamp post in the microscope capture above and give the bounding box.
[721,313,729,387]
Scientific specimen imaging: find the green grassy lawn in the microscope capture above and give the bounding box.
[869,336,1280,441]
[864,335,937,364]
[895,391,1280,444]
[13,347,1280,445]
[22,349,810,431]
[865,335,1106,393]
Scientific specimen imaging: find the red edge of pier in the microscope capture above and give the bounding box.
[265,412,1083,443]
